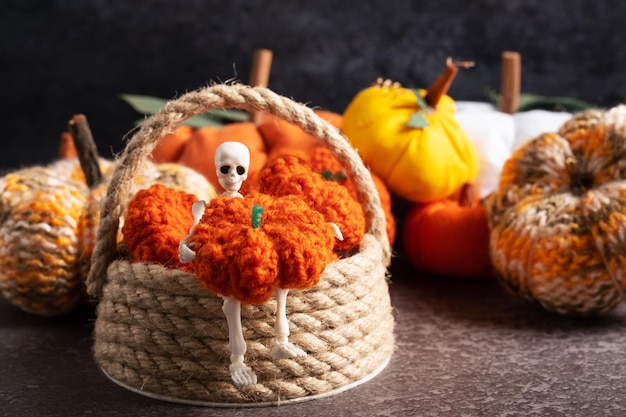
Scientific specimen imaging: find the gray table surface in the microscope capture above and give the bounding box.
[2,253,626,417]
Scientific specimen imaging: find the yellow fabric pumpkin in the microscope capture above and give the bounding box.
[342,80,479,203]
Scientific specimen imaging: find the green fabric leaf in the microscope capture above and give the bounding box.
[517,94,596,112]
[407,89,431,129]
[484,89,597,112]
[321,170,347,182]
[205,108,249,122]
[120,94,250,127]
[413,90,431,112]
[121,94,169,115]
[407,111,430,129]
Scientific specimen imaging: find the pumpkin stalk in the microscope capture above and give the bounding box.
[251,204,264,229]
[425,57,475,108]
[456,181,478,208]
[248,48,273,125]
[68,114,103,188]
[58,131,78,159]
[500,51,521,114]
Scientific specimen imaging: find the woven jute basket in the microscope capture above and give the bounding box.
[86,84,395,406]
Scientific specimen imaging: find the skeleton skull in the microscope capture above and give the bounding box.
[215,142,250,196]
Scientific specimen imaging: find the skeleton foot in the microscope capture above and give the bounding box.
[270,340,307,359]
[229,358,257,386]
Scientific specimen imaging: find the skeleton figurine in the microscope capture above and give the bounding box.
[179,141,306,387]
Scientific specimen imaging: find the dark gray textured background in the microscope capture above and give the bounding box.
[1,0,625,169]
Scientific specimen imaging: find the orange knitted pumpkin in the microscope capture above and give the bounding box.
[255,155,366,253]
[190,193,336,304]
[0,116,217,316]
[122,184,198,271]
[307,145,396,245]
[486,106,626,314]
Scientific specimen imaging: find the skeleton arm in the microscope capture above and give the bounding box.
[179,200,206,263]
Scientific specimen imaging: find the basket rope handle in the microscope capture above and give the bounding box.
[86,84,391,298]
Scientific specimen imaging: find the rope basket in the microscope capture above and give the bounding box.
[86,84,395,406]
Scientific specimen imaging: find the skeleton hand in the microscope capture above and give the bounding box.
[178,200,205,264]
[179,239,196,263]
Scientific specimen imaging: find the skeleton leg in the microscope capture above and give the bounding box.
[270,288,307,359]
[222,297,257,385]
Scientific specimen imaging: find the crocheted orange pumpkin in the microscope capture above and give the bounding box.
[486,105,626,314]
[190,193,336,304]
[307,145,396,245]
[255,155,366,253]
[121,184,197,271]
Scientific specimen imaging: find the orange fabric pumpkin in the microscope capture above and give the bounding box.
[258,110,342,161]
[403,198,492,279]
[177,123,268,194]
[150,125,194,163]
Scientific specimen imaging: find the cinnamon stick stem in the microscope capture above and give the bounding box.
[425,57,475,107]
[249,48,273,124]
[456,181,478,208]
[68,114,102,188]
[500,51,521,114]
[58,131,77,159]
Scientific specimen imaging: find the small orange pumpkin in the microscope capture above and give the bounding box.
[255,155,366,253]
[121,184,197,271]
[402,184,492,279]
[191,192,336,304]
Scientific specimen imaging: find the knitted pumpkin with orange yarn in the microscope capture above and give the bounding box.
[0,165,89,316]
[486,105,626,315]
[121,184,198,271]
[190,193,336,304]
[0,152,216,316]
[307,145,396,245]
[255,154,366,253]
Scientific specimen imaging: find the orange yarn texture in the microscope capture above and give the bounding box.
[256,155,366,253]
[307,146,396,245]
[122,184,196,271]
[191,193,336,304]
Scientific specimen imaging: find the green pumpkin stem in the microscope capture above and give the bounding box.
[251,204,265,229]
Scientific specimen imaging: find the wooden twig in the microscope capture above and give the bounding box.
[248,48,273,124]
[68,114,103,188]
[500,51,521,114]
[425,57,475,108]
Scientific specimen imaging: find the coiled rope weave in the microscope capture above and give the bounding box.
[86,84,394,405]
